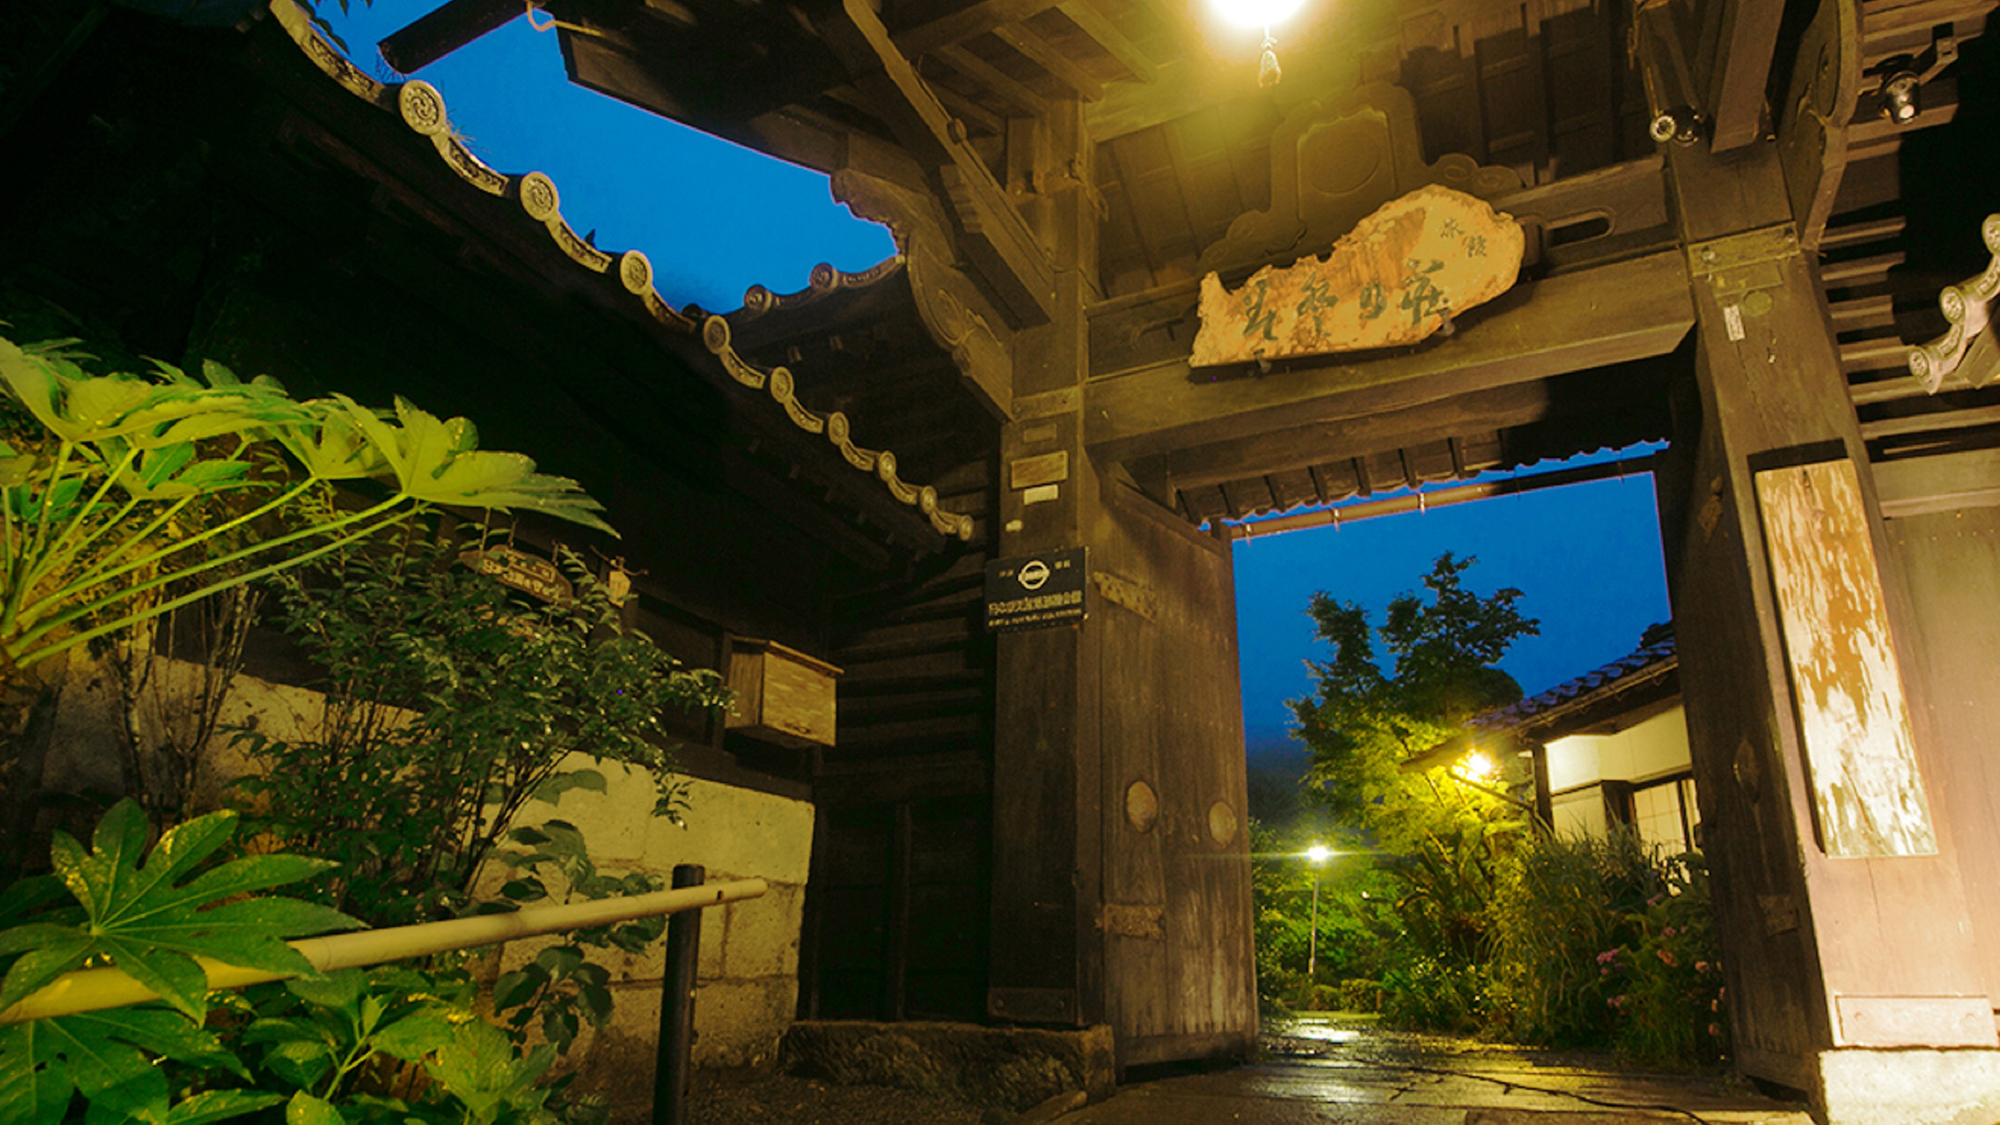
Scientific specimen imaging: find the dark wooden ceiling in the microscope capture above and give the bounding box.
[526,0,1998,527]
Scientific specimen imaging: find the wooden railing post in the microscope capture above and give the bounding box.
[654,864,704,1125]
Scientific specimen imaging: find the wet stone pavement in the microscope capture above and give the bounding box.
[1056,1014,1816,1125]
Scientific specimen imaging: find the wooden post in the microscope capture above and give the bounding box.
[1659,132,1999,1117]
[987,101,1101,1029]
[1529,741,1554,831]
[985,101,1256,1067]
[378,0,524,74]
[653,864,704,1125]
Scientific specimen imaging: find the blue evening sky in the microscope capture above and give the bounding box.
[319,2,899,310]
[1233,471,1670,758]
[320,4,1675,761]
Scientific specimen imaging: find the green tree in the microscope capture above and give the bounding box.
[1287,553,1539,1026]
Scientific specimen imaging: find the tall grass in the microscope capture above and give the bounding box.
[1488,831,1666,1046]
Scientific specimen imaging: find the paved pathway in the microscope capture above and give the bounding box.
[1056,1015,1815,1125]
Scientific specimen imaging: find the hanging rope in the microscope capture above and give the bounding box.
[1259,28,1282,87]
[525,1,605,38]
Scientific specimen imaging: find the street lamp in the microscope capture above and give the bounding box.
[1460,749,1497,782]
[1304,844,1332,984]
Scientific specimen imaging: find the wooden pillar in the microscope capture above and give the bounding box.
[988,100,1105,1030]
[1659,138,2000,1122]
[986,103,1256,1065]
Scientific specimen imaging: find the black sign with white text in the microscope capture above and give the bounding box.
[984,547,1088,632]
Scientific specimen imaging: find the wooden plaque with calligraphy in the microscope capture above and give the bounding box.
[1190,185,1525,367]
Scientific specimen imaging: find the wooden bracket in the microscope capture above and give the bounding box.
[813,0,1056,326]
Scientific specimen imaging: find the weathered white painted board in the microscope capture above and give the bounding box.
[1755,459,1937,858]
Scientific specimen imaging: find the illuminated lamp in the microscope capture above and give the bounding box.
[1211,0,1308,87]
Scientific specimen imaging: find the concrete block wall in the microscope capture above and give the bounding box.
[513,760,814,1097]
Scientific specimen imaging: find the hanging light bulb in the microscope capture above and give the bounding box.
[1212,0,1306,28]
[1211,0,1306,87]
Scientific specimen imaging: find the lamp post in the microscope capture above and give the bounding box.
[1304,844,1331,984]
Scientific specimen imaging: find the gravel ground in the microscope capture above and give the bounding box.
[685,1066,997,1125]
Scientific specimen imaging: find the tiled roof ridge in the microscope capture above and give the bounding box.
[1907,213,2000,394]
[267,0,972,541]
[1471,627,1677,733]
[733,257,907,322]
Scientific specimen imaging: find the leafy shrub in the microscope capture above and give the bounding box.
[1606,854,1729,1067]
[1488,830,1661,1046]
[1487,830,1727,1066]
[1379,955,1485,1033]
[231,538,730,927]
[1335,978,1381,1012]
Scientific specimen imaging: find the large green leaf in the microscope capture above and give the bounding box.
[0,800,363,1020]
[266,406,388,483]
[0,341,305,449]
[328,395,611,534]
[0,1004,244,1125]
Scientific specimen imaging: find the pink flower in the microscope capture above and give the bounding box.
[1596,949,1619,965]
[1662,926,1678,938]
[1708,1023,1721,1037]
[1657,947,1678,967]
[1694,961,1709,973]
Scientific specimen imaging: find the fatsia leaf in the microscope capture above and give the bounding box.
[0,800,362,1019]
[0,874,74,921]
[269,407,388,482]
[0,1003,240,1125]
[0,1022,74,1125]
[327,394,612,534]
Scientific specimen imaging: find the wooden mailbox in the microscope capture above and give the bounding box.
[725,638,842,748]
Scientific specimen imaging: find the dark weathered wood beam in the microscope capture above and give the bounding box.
[1703,0,1788,151]
[931,83,1008,134]
[892,0,1069,58]
[1156,380,1558,492]
[1084,250,1694,463]
[935,44,1051,116]
[1056,1,1156,83]
[380,0,524,73]
[814,0,1056,324]
[990,25,1103,99]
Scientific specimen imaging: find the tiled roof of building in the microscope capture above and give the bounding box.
[1471,624,1677,735]
[267,0,971,542]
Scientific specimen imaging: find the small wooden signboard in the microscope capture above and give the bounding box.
[985,548,1088,632]
[458,544,574,603]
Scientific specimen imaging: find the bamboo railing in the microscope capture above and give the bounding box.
[0,877,767,1024]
